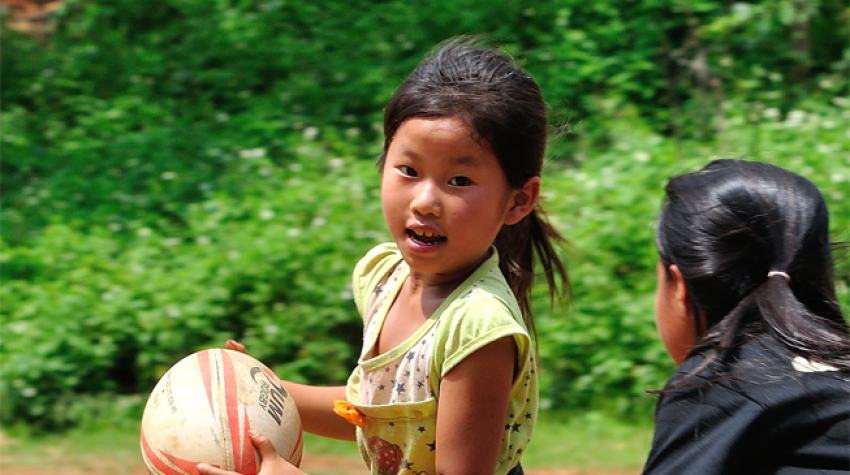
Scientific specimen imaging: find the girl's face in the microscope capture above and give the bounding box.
[381,116,535,286]
[654,262,698,365]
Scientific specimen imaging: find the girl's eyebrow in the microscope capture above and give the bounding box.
[399,149,482,168]
[450,155,482,168]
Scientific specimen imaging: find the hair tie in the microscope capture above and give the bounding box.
[767,271,790,282]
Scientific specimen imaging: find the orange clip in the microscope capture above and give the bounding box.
[333,400,366,427]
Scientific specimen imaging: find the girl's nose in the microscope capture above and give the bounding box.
[411,181,441,217]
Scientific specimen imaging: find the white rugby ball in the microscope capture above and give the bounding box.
[141,349,303,474]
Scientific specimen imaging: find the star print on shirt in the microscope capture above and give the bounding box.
[511,423,521,432]
[395,382,406,394]
[426,441,436,451]
[406,351,415,361]
[525,412,533,419]
[418,426,426,433]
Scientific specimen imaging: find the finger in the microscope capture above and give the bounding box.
[249,430,279,460]
[197,463,239,475]
[226,340,248,354]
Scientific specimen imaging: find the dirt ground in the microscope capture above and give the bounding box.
[3,453,638,475]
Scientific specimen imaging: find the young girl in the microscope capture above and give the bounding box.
[643,160,850,474]
[199,41,569,475]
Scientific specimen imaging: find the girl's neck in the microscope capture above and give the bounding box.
[404,248,492,297]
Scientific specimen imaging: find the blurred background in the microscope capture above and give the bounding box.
[1,0,848,472]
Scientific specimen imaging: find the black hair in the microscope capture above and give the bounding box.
[378,39,570,337]
[656,159,850,384]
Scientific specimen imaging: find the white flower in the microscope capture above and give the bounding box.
[303,126,320,140]
[137,227,152,237]
[762,108,780,120]
[311,217,327,227]
[165,237,182,247]
[215,112,230,122]
[240,148,266,159]
[784,110,806,127]
[260,209,275,221]
[21,388,37,398]
[166,306,182,318]
[161,171,176,180]
[732,3,751,15]
[196,236,211,245]
[633,151,650,163]
[328,158,344,169]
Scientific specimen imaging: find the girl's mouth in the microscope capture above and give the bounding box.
[407,229,447,245]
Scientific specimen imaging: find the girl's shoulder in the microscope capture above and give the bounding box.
[431,252,532,379]
[441,247,523,323]
[671,337,850,401]
[352,243,404,316]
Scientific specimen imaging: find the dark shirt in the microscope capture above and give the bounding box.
[643,338,850,475]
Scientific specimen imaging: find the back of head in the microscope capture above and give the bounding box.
[657,159,849,369]
[379,39,569,329]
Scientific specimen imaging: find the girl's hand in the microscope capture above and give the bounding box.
[226,339,248,354]
[197,431,305,475]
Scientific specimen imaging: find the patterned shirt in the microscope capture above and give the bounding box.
[345,243,538,475]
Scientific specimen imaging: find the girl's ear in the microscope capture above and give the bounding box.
[504,176,541,225]
[668,265,691,316]
[660,264,700,365]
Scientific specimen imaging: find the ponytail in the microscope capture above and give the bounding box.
[495,205,570,344]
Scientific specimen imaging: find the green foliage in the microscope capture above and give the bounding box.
[1,146,388,430]
[1,0,848,430]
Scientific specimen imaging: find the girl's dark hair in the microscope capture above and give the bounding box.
[378,40,570,336]
[656,159,850,381]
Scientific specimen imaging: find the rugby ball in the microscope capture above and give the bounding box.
[140,349,303,475]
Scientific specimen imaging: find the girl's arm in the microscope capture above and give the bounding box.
[435,336,517,475]
[285,382,355,441]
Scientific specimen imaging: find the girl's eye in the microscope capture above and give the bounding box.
[449,176,472,187]
[398,165,417,177]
